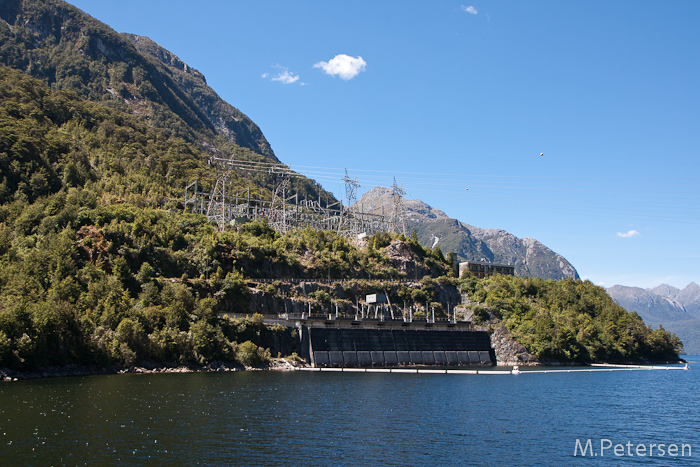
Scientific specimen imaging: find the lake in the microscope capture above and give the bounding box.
[1,359,698,466]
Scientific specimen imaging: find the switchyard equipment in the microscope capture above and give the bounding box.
[184,155,404,238]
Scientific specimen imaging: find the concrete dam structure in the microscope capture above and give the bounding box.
[299,319,496,368]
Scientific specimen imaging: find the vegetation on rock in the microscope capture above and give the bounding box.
[458,274,682,363]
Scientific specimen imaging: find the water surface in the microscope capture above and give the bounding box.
[1,360,698,466]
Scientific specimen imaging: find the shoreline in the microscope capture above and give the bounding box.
[0,359,301,382]
[1,357,686,382]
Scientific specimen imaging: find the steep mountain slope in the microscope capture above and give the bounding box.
[122,34,275,160]
[645,282,700,315]
[0,0,271,159]
[607,283,700,354]
[675,282,700,315]
[649,284,680,299]
[0,0,332,203]
[355,187,580,281]
[0,66,210,205]
[464,226,578,280]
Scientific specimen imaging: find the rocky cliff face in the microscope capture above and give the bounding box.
[466,227,579,280]
[123,34,276,160]
[355,187,580,281]
[645,282,700,313]
[489,325,539,366]
[675,282,700,315]
[0,0,276,161]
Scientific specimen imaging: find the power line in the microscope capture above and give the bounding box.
[188,154,699,229]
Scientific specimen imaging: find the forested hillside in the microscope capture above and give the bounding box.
[0,67,456,370]
[0,0,330,203]
[0,0,270,157]
[0,55,683,372]
[460,274,682,363]
[0,0,683,372]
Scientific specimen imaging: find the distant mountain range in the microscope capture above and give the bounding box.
[355,187,580,281]
[607,283,700,354]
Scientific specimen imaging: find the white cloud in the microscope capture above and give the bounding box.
[461,5,478,15]
[616,230,640,238]
[271,70,299,84]
[314,54,366,80]
[262,66,302,85]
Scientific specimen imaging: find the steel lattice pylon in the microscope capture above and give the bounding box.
[269,166,292,233]
[339,169,361,236]
[342,168,360,207]
[389,177,407,236]
[184,157,393,237]
[205,158,233,231]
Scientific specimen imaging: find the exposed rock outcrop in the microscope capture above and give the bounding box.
[354,187,579,281]
[489,325,539,366]
[384,240,431,277]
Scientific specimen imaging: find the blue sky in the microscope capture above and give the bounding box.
[67,1,699,290]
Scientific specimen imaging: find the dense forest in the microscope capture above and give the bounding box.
[0,0,683,372]
[459,274,682,362]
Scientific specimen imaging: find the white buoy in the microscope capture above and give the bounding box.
[512,365,520,375]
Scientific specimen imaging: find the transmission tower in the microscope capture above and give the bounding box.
[186,154,394,238]
[269,165,292,233]
[389,177,407,236]
[206,155,235,231]
[339,168,361,236]
[341,168,360,207]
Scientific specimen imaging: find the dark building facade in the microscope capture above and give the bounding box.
[459,261,515,279]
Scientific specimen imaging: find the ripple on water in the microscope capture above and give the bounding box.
[0,366,698,466]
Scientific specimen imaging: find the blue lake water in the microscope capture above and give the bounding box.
[1,359,698,466]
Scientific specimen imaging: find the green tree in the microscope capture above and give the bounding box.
[237,340,262,366]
